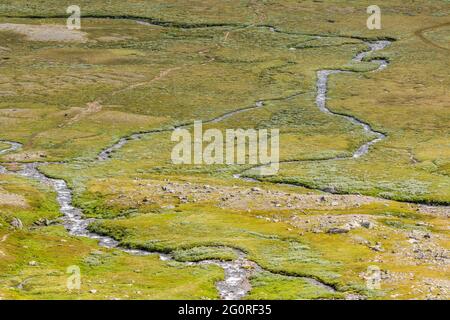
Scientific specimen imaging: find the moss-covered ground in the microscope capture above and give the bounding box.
[0,1,448,299]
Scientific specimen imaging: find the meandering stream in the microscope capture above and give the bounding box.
[1,147,263,299]
[316,40,390,159]
[0,39,392,299]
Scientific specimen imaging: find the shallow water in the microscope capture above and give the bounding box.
[315,40,391,159]
[0,39,392,300]
[14,161,257,299]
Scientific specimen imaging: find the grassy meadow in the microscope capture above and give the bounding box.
[0,1,448,300]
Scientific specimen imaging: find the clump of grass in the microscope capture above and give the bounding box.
[247,272,344,300]
[172,246,238,262]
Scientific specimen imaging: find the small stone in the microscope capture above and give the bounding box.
[28,261,38,266]
[324,186,336,193]
[327,227,349,234]
[11,217,23,230]
[251,187,261,192]
[361,221,375,229]
[356,236,370,245]
[345,221,360,229]
[33,218,50,226]
[89,289,97,294]
[370,242,384,252]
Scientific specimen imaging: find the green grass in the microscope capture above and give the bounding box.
[0,0,449,300]
[247,272,344,300]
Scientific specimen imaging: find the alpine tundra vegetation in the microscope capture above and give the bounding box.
[0,0,448,300]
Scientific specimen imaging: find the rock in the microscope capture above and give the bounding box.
[323,186,336,193]
[89,289,97,294]
[370,242,384,252]
[33,218,50,226]
[11,217,23,229]
[28,261,38,266]
[251,187,261,192]
[409,230,425,240]
[353,235,370,245]
[344,221,361,229]
[161,185,174,193]
[331,201,339,206]
[327,227,349,234]
[361,221,375,229]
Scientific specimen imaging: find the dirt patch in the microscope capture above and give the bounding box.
[417,205,450,218]
[4,151,47,162]
[0,189,28,208]
[0,233,8,257]
[111,67,182,96]
[62,101,103,126]
[0,23,88,43]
